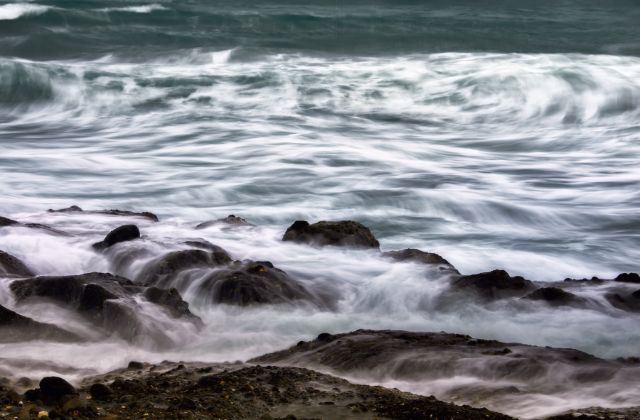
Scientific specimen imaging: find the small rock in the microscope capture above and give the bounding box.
[92,225,140,250]
[89,383,113,401]
[615,273,640,284]
[282,220,380,249]
[128,361,144,370]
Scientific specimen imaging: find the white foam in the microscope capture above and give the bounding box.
[96,4,168,14]
[0,3,49,20]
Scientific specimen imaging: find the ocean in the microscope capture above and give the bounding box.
[1,1,640,417]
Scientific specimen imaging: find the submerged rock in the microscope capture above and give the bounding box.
[199,260,319,306]
[0,216,68,236]
[282,220,380,249]
[0,304,80,343]
[0,216,19,227]
[606,291,640,313]
[383,248,459,273]
[92,224,140,250]
[451,269,536,300]
[195,214,254,229]
[522,287,587,307]
[0,250,34,278]
[48,206,159,222]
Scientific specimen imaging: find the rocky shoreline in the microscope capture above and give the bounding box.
[1,207,639,419]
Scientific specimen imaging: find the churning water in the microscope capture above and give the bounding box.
[1,0,639,417]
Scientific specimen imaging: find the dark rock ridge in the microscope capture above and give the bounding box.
[0,361,515,419]
[383,248,459,273]
[0,304,81,343]
[195,214,254,229]
[138,247,232,288]
[451,269,536,300]
[9,273,201,343]
[48,206,159,222]
[251,329,637,414]
[0,216,68,236]
[606,290,640,313]
[522,287,588,307]
[615,273,640,284]
[283,220,380,249]
[197,260,321,307]
[92,224,140,250]
[0,250,34,278]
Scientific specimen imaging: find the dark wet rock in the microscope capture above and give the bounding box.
[606,291,640,313]
[196,214,254,229]
[144,287,201,323]
[547,407,640,420]
[127,361,145,370]
[0,216,68,236]
[316,332,335,342]
[48,206,159,222]
[451,269,536,300]
[0,216,19,227]
[563,277,606,285]
[615,273,640,284]
[39,377,77,403]
[9,273,200,343]
[282,220,380,249]
[92,224,140,250]
[139,248,232,287]
[383,248,459,273]
[251,329,621,409]
[0,250,34,278]
[76,361,512,420]
[89,383,113,401]
[199,260,319,306]
[523,287,587,307]
[0,304,80,343]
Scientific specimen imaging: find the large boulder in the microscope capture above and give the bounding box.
[92,225,140,250]
[48,206,159,222]
[0,304,80,343]
[282,220,380,249]
[195,215,254,229]
[198,261,319,306]
[9,273,201,343]
[0,250,34,278]
[383,248,458,273]
[139,248,232,288]
[451,270,536,300]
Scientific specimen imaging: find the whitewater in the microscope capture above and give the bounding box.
[1,1,639,418]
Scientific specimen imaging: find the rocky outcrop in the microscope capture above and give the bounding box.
[92,225,140,250]
[451,269,536,300]
[522,287,587,307]
[198,260,319,306]
[0,250,34,278]
[48,206,159,222]
[282,220,380,249]
[383,248,459,273]
[138,248,232,288]
[9,273,201,344]
[195,215,254,229]
[0,304,80,343]
[615,273,640,284]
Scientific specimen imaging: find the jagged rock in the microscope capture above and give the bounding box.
[523,287,587,307]
[198,260,318,306]
[0,250,34,277]
[92,225,140,250]
[451,269,536,300]
[195,215,254,229]
[383,248,458,273]
[48,206,159,222]
[139,248,232,287]
[0,304,80,343]
[615,273,640,284]
[282,220,380,249]
[39,377,77,403]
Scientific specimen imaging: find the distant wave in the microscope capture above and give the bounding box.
[96,4,168,14]
[0,3,50,20]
